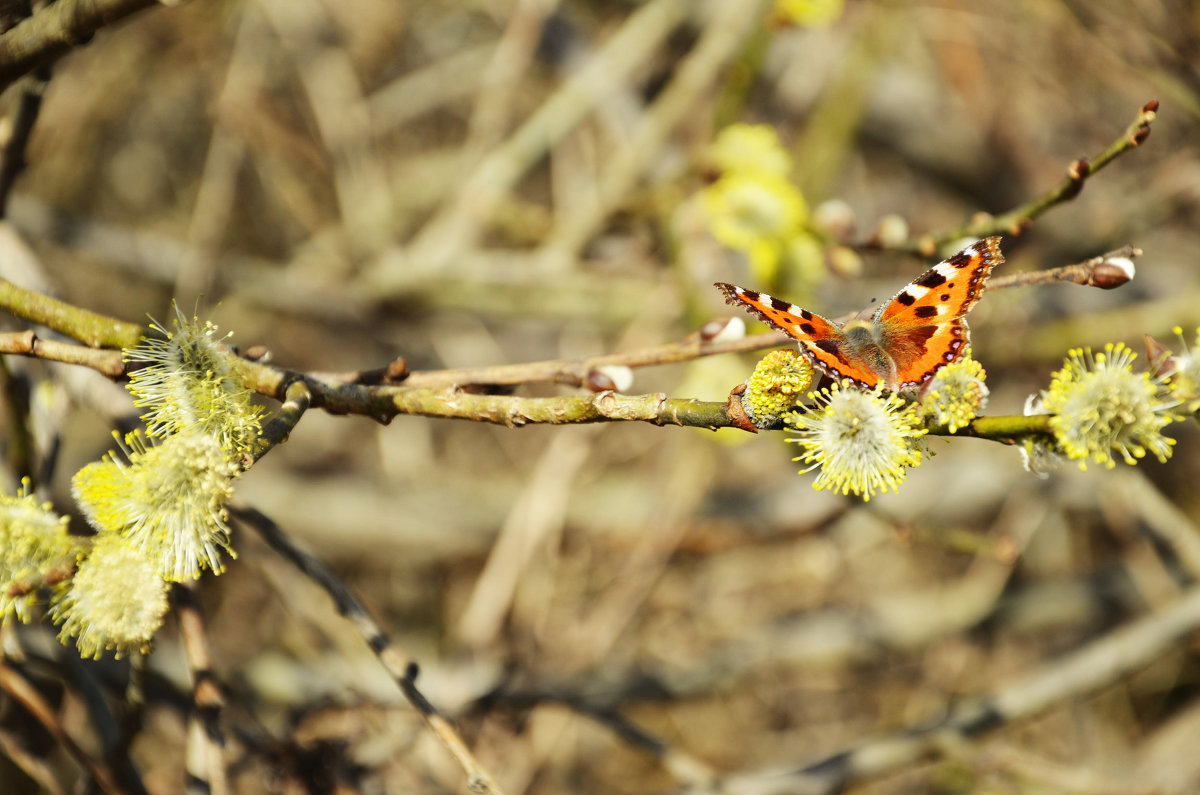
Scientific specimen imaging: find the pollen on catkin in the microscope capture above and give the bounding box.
[786,383,927,501]
[0,479,76,623]
[73,431,240,581]
[1042,343,1176,470]
[742,349,814,427]
[921,351,989,433]
[125,305,263,456]
[51,533,169,659]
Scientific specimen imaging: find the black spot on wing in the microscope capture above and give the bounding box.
[815,339,839,355]
[945,250,975,269]
[915,271,947,289]
[799,323,817,335]
[895,292,916,306]
[800,309,814,321]
[914,305,938,319]
[769,296,791,312]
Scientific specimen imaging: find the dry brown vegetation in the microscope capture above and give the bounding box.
[3,0,1200,793]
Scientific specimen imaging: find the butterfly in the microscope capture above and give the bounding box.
[715,237,1003,392]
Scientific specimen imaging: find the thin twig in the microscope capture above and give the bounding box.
[0,0,162,94]
[989,245,1141,291]
[0,278,144,349]
[0,65,49,218]
[402,330,783,389]
[876,101,1159,257]
[0,661,126,795]
[0,330,125,375]
[231,505,508,795]
[174,583,228,795]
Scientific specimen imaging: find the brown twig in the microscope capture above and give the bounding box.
[0,64,48,217]
[989,245,1141,291]
[0,330,126,375]
[174,583,228,795]
[402,330,785,389]
[871,101,1159,257]
[0,0,161,95]
[231,505,508,795]
[0,661,125,795]
[0,354,34,482]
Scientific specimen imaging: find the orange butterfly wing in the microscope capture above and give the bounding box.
[874,236,1003,389]
[714,283,881,387]
[715,237,1002,392]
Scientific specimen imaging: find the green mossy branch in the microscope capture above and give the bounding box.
[0,280,1105,448]
[938,413,1052,441]
[0,278,144,349]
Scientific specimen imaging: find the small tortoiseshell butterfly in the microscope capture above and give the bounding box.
[715,237,1003,392]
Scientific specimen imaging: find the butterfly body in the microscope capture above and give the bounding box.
[716,237,1003,392]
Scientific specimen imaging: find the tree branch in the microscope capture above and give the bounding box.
[0,277,144,348]
[0,0,161,94]
[867,100,1159,257]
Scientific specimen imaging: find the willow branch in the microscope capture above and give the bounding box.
[403,328,782,389]
[0,278,144,348]
[873,100,1159,257]
[245,380,311,466]
[988,244,1140,291]
[0,0,161,95]
[0,330,125,375]
[0,280,1093,447]
[0,308,1061,442]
